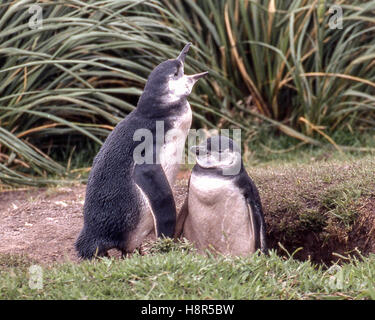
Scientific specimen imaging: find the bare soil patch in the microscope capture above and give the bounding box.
[0,185,86,264]
[0,173,189,265]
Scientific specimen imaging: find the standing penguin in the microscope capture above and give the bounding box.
[176,136,267,256]
[75,43,208,259]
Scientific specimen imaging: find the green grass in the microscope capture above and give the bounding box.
[0,153,374,299]
[243,128,375,165]
[1,239,375,300]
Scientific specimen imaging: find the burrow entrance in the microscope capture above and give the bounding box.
[266,197,375,266]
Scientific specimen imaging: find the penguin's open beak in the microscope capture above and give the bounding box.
[187,71,209,81]
[177,43,209,80]
[177,42,192,64]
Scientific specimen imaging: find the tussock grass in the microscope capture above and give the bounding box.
[1,1,375,187]
[158,0,375,142]
[0,0,215,186]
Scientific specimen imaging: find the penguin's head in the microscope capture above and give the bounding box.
[142,43,208,104]
[191,135,242,176]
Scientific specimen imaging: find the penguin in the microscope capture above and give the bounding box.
[176,135,267,256]
[75,43,208,259]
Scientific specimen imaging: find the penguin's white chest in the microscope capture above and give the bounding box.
[159,102,192,186]
[184,173,256,255]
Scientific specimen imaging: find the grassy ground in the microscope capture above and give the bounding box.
[0,145,374,300]
[1,239,375,300]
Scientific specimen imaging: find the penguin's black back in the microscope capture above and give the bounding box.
[76,111,143,257]
[76,93,189,258]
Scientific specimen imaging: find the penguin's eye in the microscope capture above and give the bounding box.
[173,68,179,77]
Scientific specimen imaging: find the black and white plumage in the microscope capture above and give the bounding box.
[176,136,267,256]
[75,43,208,259]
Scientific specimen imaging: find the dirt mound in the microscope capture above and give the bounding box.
[254,159,375,265]
[266,197,375,264]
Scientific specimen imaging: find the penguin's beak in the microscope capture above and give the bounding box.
[190,145,198,155]
[177,42,209,84]
[177,42,192,64]
[187,71,209,82]
[190,145,208,156]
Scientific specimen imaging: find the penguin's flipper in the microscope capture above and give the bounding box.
[174,197,188,239]
[247,197,268,254]
[174,177,190,239]
[134,163,176,238]
[246,182,268,254]
[237,172,268,254]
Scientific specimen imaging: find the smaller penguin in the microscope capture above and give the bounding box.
[176,136,267,256]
